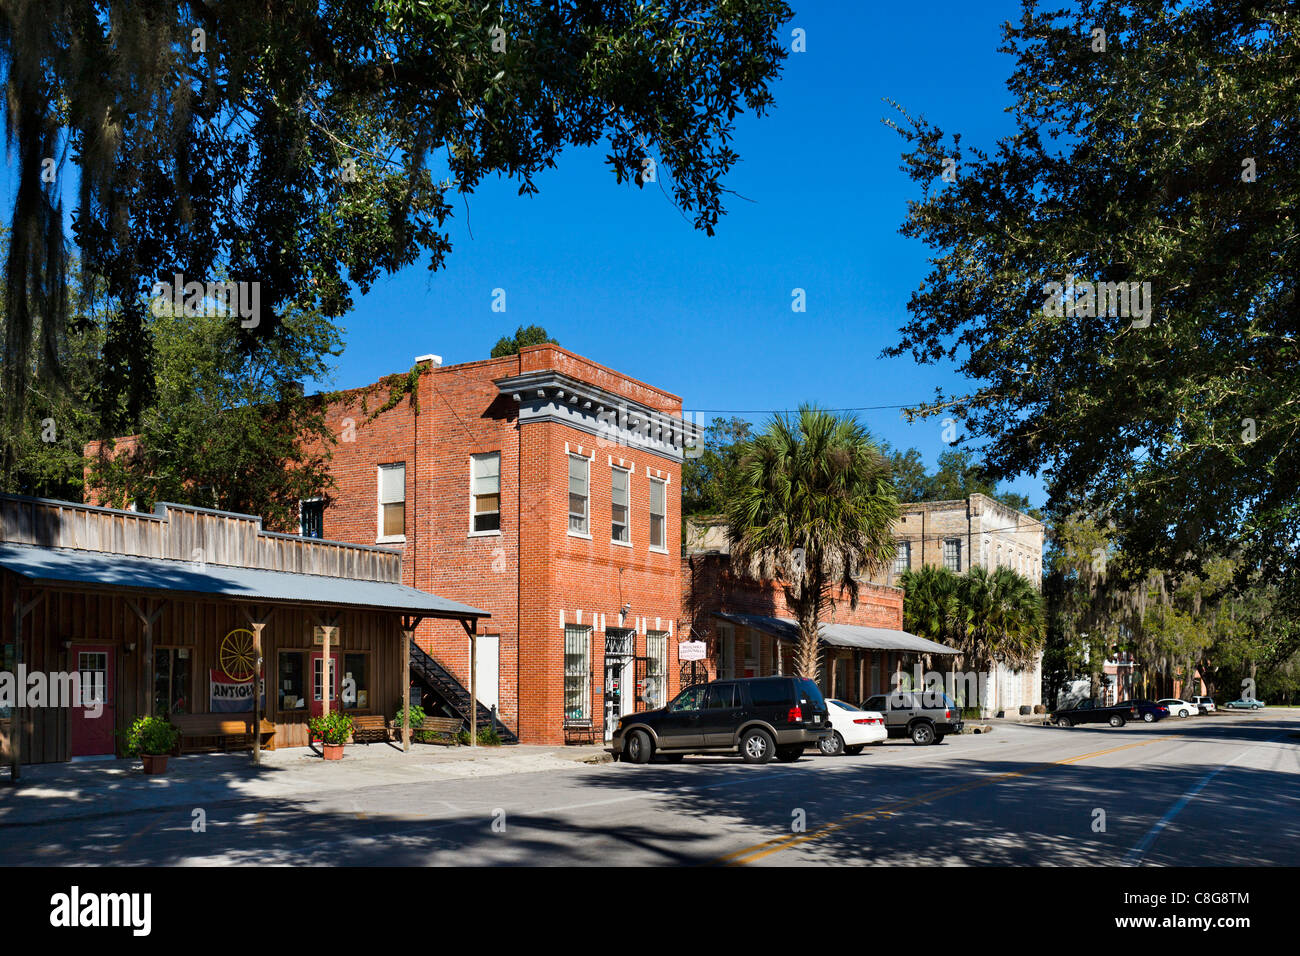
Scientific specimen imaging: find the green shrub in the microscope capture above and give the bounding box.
[393,703,426,728]
[456,729,471,746]
[308,711,354,745]
[476,725,502,746]
[122,715,180,756]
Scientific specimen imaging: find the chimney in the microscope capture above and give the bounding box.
[415,354,442,368]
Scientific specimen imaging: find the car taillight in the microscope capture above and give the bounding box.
[855,717,884,726]
[945,709,952,719]
[787,706,802,723]
[853,718,871,724]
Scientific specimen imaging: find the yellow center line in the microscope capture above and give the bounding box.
[715,734,1183,866]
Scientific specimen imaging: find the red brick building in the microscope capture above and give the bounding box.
[305,345,692,745]
[682,550,958,706]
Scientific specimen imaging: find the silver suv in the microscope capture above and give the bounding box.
[860,689,964,745]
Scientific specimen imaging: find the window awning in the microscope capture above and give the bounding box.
[713,611,958,655]
[0,542,489,621]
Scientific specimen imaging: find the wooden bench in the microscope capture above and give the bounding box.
[172,714,276,754]
[349,714,390,745]
[563,718,597,745]
[410,716,464,746]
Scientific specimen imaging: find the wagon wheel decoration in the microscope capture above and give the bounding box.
[219,628,259,681]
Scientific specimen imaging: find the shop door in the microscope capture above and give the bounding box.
[604,661,624,741]
[69,645,115,757]
[309,651,340,718]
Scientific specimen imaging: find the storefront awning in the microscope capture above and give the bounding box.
[0,543,489,620]
[713,611,958,655]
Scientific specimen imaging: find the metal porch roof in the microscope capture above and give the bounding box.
[713,611,958,655]
[0,542,489,620]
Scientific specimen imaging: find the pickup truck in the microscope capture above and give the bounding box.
[1050,698,1148,727]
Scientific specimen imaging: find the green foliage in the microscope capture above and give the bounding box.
[682,416,753,516]
[898,564,1045,673]
[722,406,899,678]
[2,0,792,449]
[885,1,1300,594]
[393,703,426,728]
[490,325,559,358]
[121,715,180,757]
[883,445,1035,516]
[86,304,340,531]
[476,725,502,746]
[308,711,354,746]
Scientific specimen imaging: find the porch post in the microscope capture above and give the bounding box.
[321,625,332,719]
[251,622,265,766]
[401,624,412,753]
[9,590,44,781]
[470,629,478,747]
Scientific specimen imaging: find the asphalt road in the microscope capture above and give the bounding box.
[4,709,1298,866]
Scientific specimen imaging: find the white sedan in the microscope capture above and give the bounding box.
[1157,698,1196,718]
[818,698,887,755]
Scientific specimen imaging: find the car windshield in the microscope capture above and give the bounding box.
[828,699,862,712]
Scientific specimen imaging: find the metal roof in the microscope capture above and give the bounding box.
[0,543,489,620]
[714,611,958,655]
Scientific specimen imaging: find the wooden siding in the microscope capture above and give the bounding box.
[0,495,401,583]
[1,571,407,764]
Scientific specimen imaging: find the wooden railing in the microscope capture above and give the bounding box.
[0,494,402,583]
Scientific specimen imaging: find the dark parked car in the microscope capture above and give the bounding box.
[610,676,832,765]
[1050,698,1166,727]
[860,689,964,744]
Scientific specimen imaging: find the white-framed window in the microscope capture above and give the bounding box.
[568,454,590,536]
[943,538,962,572]
[299,498,324,539]
[649,476,667,551]
[377,463,406,541]
[647,631,669,709]
[471,452,501,534]
[564,625,591,720]
[611,466,631,544]
[893,540,911,574]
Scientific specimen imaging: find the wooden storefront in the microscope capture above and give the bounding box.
[1,494,487,771]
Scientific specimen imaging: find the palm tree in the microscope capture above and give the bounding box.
[953,566,1045,674]
[898,565,960,646]
[722,406,899,679]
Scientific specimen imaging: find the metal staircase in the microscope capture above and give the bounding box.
[408,638,518,743]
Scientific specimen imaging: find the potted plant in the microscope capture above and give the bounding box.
[308,711,353,760]
[393,703,425,741]
[123,715,180,775]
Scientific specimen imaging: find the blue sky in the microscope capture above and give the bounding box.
[324,1,1040,503]
[6,1,1040,503]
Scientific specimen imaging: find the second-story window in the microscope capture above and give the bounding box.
[568,454,589,535]
[611,466,630,543]
[378,463,405,540]
[649,476,666,550]
[893,540,911,574]
[300,499,324,539]
[471,452,501,533]
[943,538,962,572]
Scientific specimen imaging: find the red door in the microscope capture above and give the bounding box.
[70,645,115,757]
[308,651,340,718]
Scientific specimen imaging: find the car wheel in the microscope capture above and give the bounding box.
[1143,712,1155,722]
[844,745,865,755]
[775,745,803,762]
[1056,717,1073,728]
[910,722,935,745]
[1226,702,1234,709]
[625,730,653,765]
[1109,714,1126,727]
[740,728,775,764]
[818,732,845,756]
[1179,709,1189,717]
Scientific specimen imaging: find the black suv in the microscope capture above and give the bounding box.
[610,676,832,764]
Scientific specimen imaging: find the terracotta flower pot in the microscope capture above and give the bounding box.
[141,753,169,775]
[322,743,344,760]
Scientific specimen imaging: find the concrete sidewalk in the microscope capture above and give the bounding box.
[0,742,612,827]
